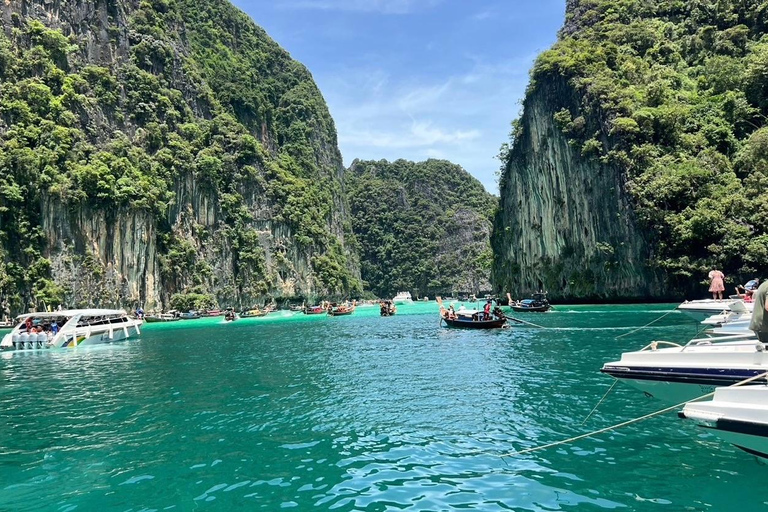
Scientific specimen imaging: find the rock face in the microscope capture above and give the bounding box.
[492,78,665,301]
[0,0,360,312]
[346,159,496,298]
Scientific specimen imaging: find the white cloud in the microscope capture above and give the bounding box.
[314,57,536,192]
[277,0,441,14]
[471,10,494,21]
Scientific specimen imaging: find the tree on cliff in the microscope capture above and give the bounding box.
[0,0,360,313]
[494,0,768,298]
[346,159,496,298]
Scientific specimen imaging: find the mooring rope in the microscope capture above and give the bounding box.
[580,379,618,426]
[507,316,547,329]
[614,307,679,339]
[500,371,768,459]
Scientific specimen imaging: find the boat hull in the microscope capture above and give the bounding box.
[59,324,141,348]
[8,324,142,350]
[328,309,354,316]
[702,425,768,458]
[601,367,767,403]
[682,386,768,458]
[509,305,551,313]
[441,317,507,329]
[676,299,750,322]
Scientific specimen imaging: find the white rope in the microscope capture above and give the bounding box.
[614,307,679,339]
[508,316,547,329]
[580,379,618,426]
[500,371,768,459]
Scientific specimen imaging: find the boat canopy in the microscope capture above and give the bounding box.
[14,309,128,321]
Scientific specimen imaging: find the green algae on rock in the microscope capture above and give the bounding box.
[492,0,768,301]
[0,0,361,312]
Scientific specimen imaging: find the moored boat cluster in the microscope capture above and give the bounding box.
[601,297,768,459]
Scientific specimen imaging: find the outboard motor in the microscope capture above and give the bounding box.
[18,332,29,350]
[11,332,20,350]
[37,332,47,349]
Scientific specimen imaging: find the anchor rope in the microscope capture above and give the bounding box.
[499,371,768,459]
[614,307,679,339]
[580,379,618,426]
[507,316,547,329]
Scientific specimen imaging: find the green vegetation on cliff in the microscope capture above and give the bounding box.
[0,0,360,312]
[346,159,496,298]
[500,0,768,291]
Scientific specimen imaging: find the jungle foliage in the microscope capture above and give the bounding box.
[501,0,768,287]
[0,0,359,312]
[346,159,496,298]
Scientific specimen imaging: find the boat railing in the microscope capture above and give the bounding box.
[641,332,760,352]
[680,333,759,351]
[640,341,684,351]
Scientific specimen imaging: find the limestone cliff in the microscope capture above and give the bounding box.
[346,159,495,298]
[492,0,768,301]
[0,0,360,312]
[491,77,664,301]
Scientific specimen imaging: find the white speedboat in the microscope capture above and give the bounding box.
[601,332,768,403]
[681,384,768,459]
[676,299,752,322]
[0,309,142,350]
[144,311,179,322]
[392,291,413,305]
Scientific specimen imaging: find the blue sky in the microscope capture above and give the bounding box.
[231,0,565,193]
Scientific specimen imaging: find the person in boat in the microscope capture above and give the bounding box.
[708,268,725,300]
[483,300,492,320]
[749,280,768,343]
[448,305,456,320]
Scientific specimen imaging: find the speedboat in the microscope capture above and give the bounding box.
[178,310,201,320]
[676,299,752,322]
[0,309,142,350]
[144,311,179,322]
[392,291,413,305]
[681,384,768,459]
[601,332,768,403]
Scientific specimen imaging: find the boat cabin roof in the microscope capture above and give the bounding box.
[16,309,127,321]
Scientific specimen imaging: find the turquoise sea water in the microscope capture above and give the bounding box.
[0,302,765,511]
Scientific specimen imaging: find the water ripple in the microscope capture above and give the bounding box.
[0,304,763,510]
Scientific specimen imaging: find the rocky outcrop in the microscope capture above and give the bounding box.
[0,0,360,312]
[491,77,666,301]
[346,159,495,298]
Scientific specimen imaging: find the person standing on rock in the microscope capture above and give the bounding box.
[708,268,725,300]
[750,280,768,342]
